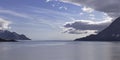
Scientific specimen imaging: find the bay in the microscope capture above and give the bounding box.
[0,40,120,60]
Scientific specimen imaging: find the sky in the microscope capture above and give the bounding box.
[0,0,116,40]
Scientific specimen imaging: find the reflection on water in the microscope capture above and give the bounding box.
[0,41,120,60]
[111,42,120,60]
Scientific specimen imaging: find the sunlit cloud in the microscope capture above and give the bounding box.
[0,18,11,30]
[82,6,94,13]
[46,0,51,2]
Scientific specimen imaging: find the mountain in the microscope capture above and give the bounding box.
[75,17,120,41]
[0,30,30,40]
[0,38,16,42]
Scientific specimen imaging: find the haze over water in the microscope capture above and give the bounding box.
[0,41,120,60]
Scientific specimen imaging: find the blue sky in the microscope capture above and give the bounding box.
[0,0,112,40]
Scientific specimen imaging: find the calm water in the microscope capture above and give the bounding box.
[0,40,120,60]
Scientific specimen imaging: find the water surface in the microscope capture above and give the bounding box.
[0,40,120,60]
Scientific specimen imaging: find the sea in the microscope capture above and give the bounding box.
[0,40,120,60]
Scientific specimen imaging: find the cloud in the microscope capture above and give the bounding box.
[63,28,97,34]
[82,6,94,13]
[63,17,112,34]
[60,0,120,18]
[0,18,11,30]
[0,9,31,19]
[59,6,68,10]
[46,0,51,2]
[79,12,84,15]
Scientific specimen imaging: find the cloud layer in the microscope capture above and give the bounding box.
[0,18,11,30]
[59,0,119,34]
[64,18,112,34]
[60,0,120,18]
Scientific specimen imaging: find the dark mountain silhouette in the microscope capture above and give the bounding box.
[0,38,16,42]
[0,30,30,40]
[75,17,120,41]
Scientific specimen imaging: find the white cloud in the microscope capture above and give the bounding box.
[0,18,11,30]
[60,0,120,18]
[0,9,31,19]
[59,6,68,10]
[89,14,95,20]
[79,12,84,15]
[46,0,51,2]
[60,0,81,6]
[89,14,95,17]
[82,6,94,13]
[46,0,58,2]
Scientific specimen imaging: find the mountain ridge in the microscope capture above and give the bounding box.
[0,30,30,40]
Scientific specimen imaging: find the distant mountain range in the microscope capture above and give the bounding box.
[75,17,120,41]
[0,30,30,41]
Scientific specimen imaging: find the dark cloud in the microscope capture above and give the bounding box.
[63,20,111,34]
[60,0,120,18]
[60,0,118,34]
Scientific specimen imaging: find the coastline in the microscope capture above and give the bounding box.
[0,38,17,42]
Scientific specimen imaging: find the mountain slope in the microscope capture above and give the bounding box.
[0,30,30,40]
[75,17,120,41]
